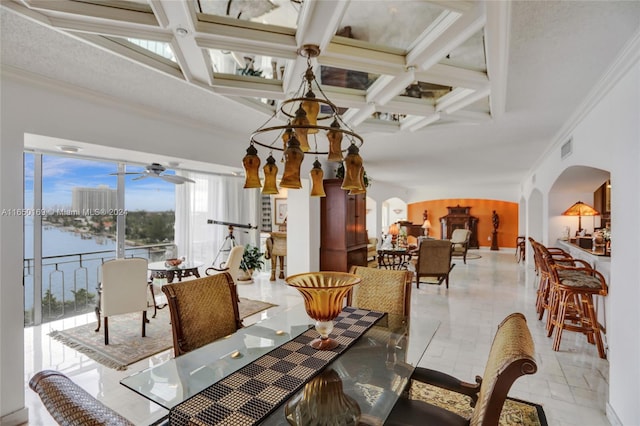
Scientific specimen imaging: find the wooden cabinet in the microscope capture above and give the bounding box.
[593,180,611,228]
[320,179,368,272]
[439,205,479,249]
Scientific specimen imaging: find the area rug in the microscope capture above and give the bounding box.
[452,252,482,260]
[49,298,277,371]
[410,381,548,425]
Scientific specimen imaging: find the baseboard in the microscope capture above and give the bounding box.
[0,407,28,426]
[606,402,623,426]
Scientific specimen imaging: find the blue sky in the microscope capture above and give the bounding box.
[24,154,176,211]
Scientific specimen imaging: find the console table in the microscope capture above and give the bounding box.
[377,248,413,270]
[147,261,203,284]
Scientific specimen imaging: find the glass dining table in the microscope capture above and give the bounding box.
[121,303,440,425]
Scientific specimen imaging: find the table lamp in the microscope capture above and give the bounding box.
[388,223,400,248]
[562,201,599,235]
[422,219,432,237]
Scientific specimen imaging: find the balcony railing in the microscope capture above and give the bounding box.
[23,243,176,326]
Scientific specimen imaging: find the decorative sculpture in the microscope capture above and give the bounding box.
[491,210,499,251]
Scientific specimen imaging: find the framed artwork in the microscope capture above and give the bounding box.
[275,198,287,225]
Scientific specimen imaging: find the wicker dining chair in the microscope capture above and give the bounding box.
[347,266,413,317]
[386,313,537,426]
[162,273,243,357]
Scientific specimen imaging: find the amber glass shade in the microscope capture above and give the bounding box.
[242,144,261,189]
[341,144,364,191]
[309,159,326,197]
[301,90,319,134]
[285,368,361,426]
[262,154,279,195]
[280,135,304,189]
[348,167,366,194]
[326,119,344,162]
[281,127,293,154]
[285,272,361,350]
[292,106,310,152]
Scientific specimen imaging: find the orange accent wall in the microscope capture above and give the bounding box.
[408,199,519,248]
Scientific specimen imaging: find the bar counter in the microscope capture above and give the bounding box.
[555,239,610,282]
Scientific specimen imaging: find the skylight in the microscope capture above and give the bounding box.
[126,38,176,63]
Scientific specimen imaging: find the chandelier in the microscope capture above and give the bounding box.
[242,44,366,197]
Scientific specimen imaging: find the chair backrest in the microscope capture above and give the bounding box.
[451,228,471,244]
[469,312,537,426]
[30,370,135,426]
[225,245,244,284]
[162,273,242,356]
[348,266,412,316]
[100,257,148,317]
[415,239,453,275]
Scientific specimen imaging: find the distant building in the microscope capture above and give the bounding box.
[72,185,117,212]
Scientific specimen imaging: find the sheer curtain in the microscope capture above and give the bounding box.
[175,172,260,268]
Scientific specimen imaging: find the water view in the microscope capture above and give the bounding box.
[23,217,174,324]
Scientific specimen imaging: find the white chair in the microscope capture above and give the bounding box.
[206,245,244,286]
[95,257,148,345]
[450,229,472,264]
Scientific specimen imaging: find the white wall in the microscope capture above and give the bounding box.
[365,196,377,238]
[0,85,28,424]
[521,44,640,425]
[286,179,319,275]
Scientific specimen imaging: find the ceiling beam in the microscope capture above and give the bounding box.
[282,1,349,97]
[321,42,405,76]
[426,0,476,14]
[407,2,485,71]
[24,0,158,26]
[75,33,183,78]
[155,0,213,85]
[484,0,511,118]
[366,69,416,106]
[415,64,488,91]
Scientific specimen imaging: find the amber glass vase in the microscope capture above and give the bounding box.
[285,368,361,426]
[285,272,361,350]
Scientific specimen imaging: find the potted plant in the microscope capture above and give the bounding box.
[239,244,265,281]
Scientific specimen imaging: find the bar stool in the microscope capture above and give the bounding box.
[545,254,608,359]
[529,239,573,321]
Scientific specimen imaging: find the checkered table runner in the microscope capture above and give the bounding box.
[169,307,384,426]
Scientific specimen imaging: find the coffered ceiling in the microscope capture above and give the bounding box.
[2,0,639,200]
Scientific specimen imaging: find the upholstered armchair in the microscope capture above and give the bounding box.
[95,257,148,345]
[413,239,454,288]
[450,229,472,264]
[206,245,244,286]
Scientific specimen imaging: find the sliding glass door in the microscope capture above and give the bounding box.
[23,153,177,326]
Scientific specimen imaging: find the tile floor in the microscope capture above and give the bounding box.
[24,250,610,425]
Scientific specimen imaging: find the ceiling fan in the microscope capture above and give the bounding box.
[111,163,195,184]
